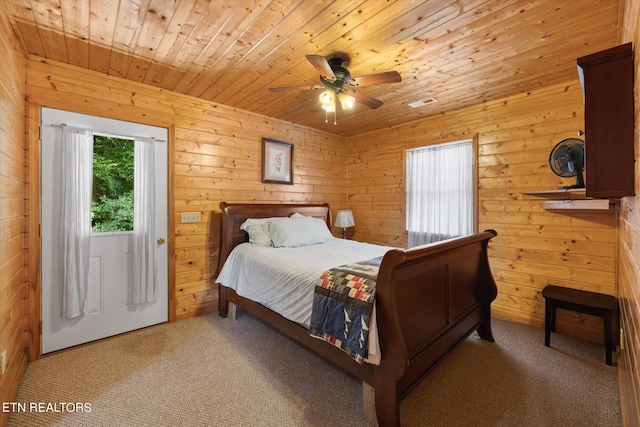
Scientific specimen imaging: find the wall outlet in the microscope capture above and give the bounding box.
[1,350,6,375]
[181,212,201,223]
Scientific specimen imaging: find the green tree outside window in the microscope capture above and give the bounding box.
[92,135,135,233]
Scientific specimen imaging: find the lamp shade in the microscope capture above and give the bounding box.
[319,90,335,108]
[334,210,355,228]
[338,92,355,110]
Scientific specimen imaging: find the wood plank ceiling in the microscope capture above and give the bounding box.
[5,0,622,137]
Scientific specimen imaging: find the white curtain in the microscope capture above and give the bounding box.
[406,140,473,247]
[59,126,94,319]
[132,137,158,303]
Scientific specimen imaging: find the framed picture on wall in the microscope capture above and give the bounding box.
[262,138,293,185]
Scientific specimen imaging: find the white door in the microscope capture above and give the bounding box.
[40,108,168,354]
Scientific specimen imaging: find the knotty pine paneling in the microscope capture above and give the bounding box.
[25,58,348,323]
[347,81,617,344]
[0,2,29,425]
[619,1,640,425]
[4,0,622,138]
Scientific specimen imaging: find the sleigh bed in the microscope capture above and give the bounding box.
[216,202,498,426]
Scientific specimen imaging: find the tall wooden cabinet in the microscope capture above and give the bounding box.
[577,42,635,198]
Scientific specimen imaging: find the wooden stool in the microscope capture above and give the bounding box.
[542,285,619,366]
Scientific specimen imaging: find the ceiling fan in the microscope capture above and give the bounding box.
[269,53,401,123]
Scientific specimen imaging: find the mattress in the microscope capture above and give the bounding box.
[215,238,393,363]
[216,238,393,324]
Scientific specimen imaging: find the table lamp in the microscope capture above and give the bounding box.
[334,210,355,239]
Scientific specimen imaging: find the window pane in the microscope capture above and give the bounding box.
[406,140,474,247]
[92,135,135,233]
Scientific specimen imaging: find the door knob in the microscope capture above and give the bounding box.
[157,237,166,245]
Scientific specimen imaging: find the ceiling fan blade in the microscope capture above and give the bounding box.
[305,54,335,79]
[352,71,402,87]
[269,85,321,93]
[352,91,384,109]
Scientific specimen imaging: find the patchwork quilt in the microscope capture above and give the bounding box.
[309,256,382,364]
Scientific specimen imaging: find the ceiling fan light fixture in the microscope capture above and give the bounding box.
[319,90,335,108]
[338,92,355,110]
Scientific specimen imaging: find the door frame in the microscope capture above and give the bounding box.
[27,101,176,360]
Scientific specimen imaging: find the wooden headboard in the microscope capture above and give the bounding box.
[218,202,332,271]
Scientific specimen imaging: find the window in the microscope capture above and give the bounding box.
[406,139,474,247]
[91,135,135,233]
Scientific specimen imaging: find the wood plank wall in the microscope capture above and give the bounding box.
[347,81,617,344]
[619,0,640,424]
[0,3,29,424]
[3,7,637,426]
[24,58,348,323]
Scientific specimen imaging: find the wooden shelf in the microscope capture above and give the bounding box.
[539,199,611,210]
[522,189,588,200]
[522,189,615,211]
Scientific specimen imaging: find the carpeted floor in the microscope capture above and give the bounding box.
[7,314,620,426]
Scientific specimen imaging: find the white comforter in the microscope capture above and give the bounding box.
[215,238,393,325]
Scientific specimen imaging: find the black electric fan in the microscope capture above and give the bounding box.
[548,138,585,189]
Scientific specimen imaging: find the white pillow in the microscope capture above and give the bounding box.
[240,218,273,246]
[290,213,334,241]
[268,217,329,247]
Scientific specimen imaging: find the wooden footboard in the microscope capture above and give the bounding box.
[373,229,498,426]
[216,203,497,427]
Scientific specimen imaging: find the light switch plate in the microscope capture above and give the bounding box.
[181,212,202,223]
